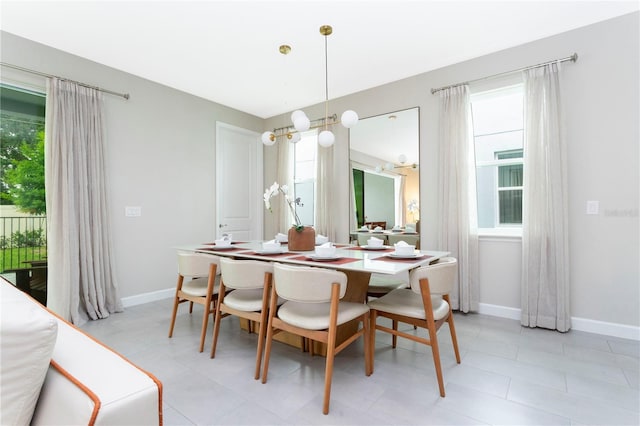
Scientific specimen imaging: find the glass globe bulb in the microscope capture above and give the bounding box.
[318,130,335,147]
[341,110,359,128]
[261,131,275,146]
[398,154,407,164]
[375,165,382,173]
[385,162,394,171]
[290,132,301,143]
[293,116,310,132]
[291,110,307,123]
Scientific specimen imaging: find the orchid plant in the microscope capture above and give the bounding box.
[264,182,304,231]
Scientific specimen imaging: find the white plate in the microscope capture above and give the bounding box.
[361,245,390,250]
[254,249,284,255]
[388,252,423,259]
[308,255,342,261]
[402,231,418,234]
[371,230,384,234]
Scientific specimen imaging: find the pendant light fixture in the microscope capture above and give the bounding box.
[261,24,358,147]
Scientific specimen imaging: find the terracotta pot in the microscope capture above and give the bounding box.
[287,226,316,251]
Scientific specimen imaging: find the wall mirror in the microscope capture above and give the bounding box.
[349,107,420,236]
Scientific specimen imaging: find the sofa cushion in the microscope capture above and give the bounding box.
[0,278,58,426]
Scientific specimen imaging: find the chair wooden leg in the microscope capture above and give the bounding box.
[199,299,212,353]
[261,285,279,384]
[370,309,377,373]
[189,301,194,314]
[254,280,271,380]
[447,312,461,364]
[363,312,372,376]
[210,303,224,359]
[323,325,338,414]
[392,319,398,348]
[168,276,183,338]
[427,318,445,397]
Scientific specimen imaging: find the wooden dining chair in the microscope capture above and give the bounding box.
[261,263,372,415]
[210,258,278,380]
[168,253,222,352]
[368,257,461,397]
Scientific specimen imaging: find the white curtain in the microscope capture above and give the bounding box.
[45,78,122,325]
[276,136,294,231]
[315,144,336,241]
[521,63,571,332]
[437,85,479,312]
[395,175,406,227]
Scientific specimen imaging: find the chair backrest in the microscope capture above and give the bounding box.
[408,257,457,295]
[357,233,386,246]
[387,234,420,247]
[273,263,347,303]
[177,253,220,278]
[220,258,273,290]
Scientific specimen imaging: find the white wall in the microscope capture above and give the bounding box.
[265,12,639,333]
[0,31,264,300]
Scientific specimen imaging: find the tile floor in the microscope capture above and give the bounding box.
[81,299,639,425]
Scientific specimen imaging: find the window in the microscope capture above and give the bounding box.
[471,84,524,231]
[293,130,317,226]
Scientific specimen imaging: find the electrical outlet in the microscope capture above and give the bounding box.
[125,206,142,217]
[586,201,599,215]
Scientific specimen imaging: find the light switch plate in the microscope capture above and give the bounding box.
[586,200,599,215]
[125,206,142,217]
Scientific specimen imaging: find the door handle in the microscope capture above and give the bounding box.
[219,224,228,228]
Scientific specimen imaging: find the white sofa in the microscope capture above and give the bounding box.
[0,277,163,425]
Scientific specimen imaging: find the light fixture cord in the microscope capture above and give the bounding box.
[324,33,329,130]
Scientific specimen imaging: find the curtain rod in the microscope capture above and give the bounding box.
[0,62,130,100]
[430,52,578,95]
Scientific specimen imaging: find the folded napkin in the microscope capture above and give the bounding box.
[275,233,288,242]
[315,234,329,245]
[394,240,409,246]
[265,239,276,244]
[374,226,383,231]
[369,236,383,242]
[360,225,369,231]
[319,242,333,248]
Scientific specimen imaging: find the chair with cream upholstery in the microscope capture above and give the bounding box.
[261,263,372,415]
[368,257,461,397]
[366,273,408,299]
[387,233,420,249]
[210,258,277,380]
[168,253,222,352]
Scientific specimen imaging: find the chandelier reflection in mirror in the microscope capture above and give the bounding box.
[261,25,358,147]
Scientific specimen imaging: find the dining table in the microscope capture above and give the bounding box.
[175,240,449,354]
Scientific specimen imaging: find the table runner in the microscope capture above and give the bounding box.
[288,255,360,265]
[346,246,394,253]
[375,254,434,263]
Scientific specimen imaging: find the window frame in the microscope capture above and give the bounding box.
[471,83,524,237]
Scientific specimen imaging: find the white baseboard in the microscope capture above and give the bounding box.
[477,302,639,341]
[121,288,174,308]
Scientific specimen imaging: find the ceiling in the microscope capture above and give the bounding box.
[0,1,638,119]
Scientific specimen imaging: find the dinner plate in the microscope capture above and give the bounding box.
[253,249,284,255]
[370,230,384,234]
[361,245,390,250]
[402,231,418,234]
[308,255,342,261]
[388,252,423,259]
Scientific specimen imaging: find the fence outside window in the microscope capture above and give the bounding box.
[1,216,47,272]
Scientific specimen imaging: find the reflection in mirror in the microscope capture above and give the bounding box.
[349,107,420,237]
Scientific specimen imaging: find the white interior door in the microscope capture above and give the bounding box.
[216,122,263,241]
